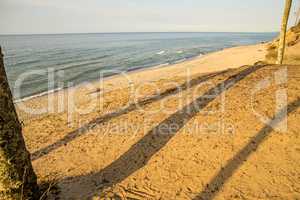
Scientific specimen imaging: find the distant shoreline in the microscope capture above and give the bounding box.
[0,31,278,36]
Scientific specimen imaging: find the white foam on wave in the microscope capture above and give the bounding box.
[14,87,63,103]
[174,58,186,64]
[156,50,165,55]
[157,63,169,67]
[151,63,170,69]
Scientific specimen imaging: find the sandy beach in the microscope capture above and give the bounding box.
[16,43,267,121]
[17,43,300,199]
[2,1,300,199]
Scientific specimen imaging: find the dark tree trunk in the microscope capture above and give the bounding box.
[0,47,40,199]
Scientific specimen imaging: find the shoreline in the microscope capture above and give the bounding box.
[13,51,204,103]
[14,43,266,104]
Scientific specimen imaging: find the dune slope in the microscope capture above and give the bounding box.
[266,23,300,64]
[22,64,300,200]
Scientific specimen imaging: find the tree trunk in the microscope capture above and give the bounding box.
[276,0,293,64]
[0,47,40,199]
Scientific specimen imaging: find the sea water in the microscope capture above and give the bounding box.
[0,32,276,100]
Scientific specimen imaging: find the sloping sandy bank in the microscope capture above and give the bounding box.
[16,44,300,199]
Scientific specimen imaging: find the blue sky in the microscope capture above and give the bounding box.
[0,0,299,34]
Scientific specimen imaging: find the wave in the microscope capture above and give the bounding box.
[14,87,63,103]
[54,54,111,67]
[54,59,105,72]
[13,59,41,67]
[173,58,186,64]
[155,63,170,68]
[156,50,165,55]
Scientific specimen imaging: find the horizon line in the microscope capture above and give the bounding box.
[0,31,279,36]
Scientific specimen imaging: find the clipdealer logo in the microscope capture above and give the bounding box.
[251,67,288,132]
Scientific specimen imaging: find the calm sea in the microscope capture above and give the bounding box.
[0,32,276,100]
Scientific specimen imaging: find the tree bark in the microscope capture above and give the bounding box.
[277,0,293,64]
[0,47,40,199]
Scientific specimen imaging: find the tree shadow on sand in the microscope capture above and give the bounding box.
[192,98,300,200]
[54,64,266,199]
[32,70,229,160]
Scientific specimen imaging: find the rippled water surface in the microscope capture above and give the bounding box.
[0,32,276,99]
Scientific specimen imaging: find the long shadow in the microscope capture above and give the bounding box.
[193,98,300,200]
[31,70,228,160]
[57,64,265,198]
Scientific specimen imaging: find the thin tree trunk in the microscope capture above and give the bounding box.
[277,0,293,64]
[0,47,40,199]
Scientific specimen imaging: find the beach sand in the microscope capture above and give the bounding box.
[17,44,267,121]
[18,44,300,199]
